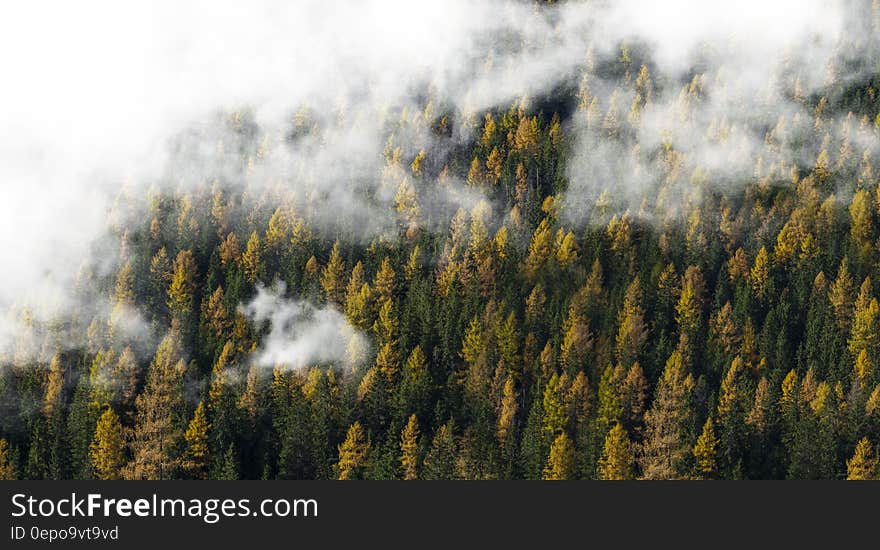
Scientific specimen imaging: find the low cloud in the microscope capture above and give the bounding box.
[240,283,367,370]
[0,0,874,353]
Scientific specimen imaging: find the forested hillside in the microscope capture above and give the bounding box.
[2,1,880,480]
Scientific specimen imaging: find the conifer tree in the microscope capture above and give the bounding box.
[374,257,396,304]
[219,444,239,480]
[167,250,197,319]
[241,231,263,283]
[693,417,719,479]
[423,421,457,480]
[750,246,770,299]
[716,357,749,471]
[559,310,591,374]
[397,346,431,422]
[497,376,518,444]
[542,373,567,439]
[184,402,210,479]
[598,423,635,480]
[400,414,420,480]
[344,262,373,329]
[321,241,346,305]
[830,258,855,330]
[543,433,575,480]
[336,422,370,480]
[525,218,554,279]
[128,330,186,480]
[90,408,125,480]
[675,266,705,343]
[43,352,65,418]
[640,351,695,479]
[846,437,878,480]
[616,276,648,367]
[497,376,519,477]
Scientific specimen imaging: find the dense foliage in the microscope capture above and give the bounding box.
[2,4,880,480]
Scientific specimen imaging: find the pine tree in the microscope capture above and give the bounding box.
[621,364,648,434]
[675,266,705,341]
[219,232,240,266]
[846,437,878,480]
[750,246,770,298]
[43,352,65,418]
[26,417,51,480]
[374,257,396,304]
[497,376,518,444]
[167,250,197,319]
[555,230,579,267]
[90,408,125,480]
[374,299,399,346]
[616,277,648,367]
[716,357,749,471]
[640,351,695,479]
[559,310,592,374]
[525,218,554,279]
[829,258,855,330]
[849,295,879,360]
[598,424,635,480]
[241,231,263,283]
[184,402,210,479]
[543,433,575,480]
[497,376,518,477]
[265,207,292,258]
[542,373,567,439]
[397,346,431,422]
[218,444,239,480]
[597,365,625,432]
[321,241,346,305]
[400,414,420,480]
[128,330,186,480]
[693,417,719,479]
[336,422,370,480]
[344,262,372,329]
[423,421,457,480]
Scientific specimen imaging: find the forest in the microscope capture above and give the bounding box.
[2,0,880,480]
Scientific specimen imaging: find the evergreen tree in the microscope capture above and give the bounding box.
[128,330,187,480]
[424,421,457,480]
[400,414,420,480]
[168,250,198,320]
[321,241,347,305]
[640,351,695,479]
[90,408,125,480]
[543,433,576,480]
[693,417,719,479]
[336,422,370,480]
[184,402,210,479]
[598,424,635,480]
[846,437,878,480]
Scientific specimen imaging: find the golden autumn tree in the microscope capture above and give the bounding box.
[847,438,878,480]
[241,231,263,283]
[321,241,346,305]
[598,423,635,480]
[336,422,370,480]
[183,401,210,480]
[90,408,125,480]
[543,433,576,480]
[167,250,197,319]
[400,414,420,480]
[692,417,719,479]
